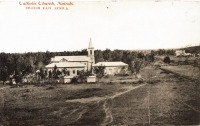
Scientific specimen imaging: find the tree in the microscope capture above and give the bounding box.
[39,68,45,80]
[80,49,88,55]
[48,71,52,78]
[62,68,67,75]
[52,65,58,79]
[163,56,171,64]
[103,48,112,61]
[56,69,62,77]
[145,53,155,62]
[77,70,90,83]
[112,50,123,61]
[137,52,145,59]
[14,74,22,84]
[70,70,91,84]
[94,65,105,81]
[25,65,33,74]
[118,66,128,76]
[94,50,104,63]
[0,66,8,84]
[129,61,135,75]
[129,58,143,79]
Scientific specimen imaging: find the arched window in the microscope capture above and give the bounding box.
[77,70,80,75]
[67,71,70,76]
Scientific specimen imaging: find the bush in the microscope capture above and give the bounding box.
[163,56,171,64]
[70,71,90,84]
[94,66,105,81]
[71,76,78,84]
[115,67,129,76]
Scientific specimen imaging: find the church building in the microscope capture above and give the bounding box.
[45,38,95,76]
[45,38,129,78]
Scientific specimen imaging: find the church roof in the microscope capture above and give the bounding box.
[45,62,86,68]
[51,56,89,62]
[88,38,94,49]
[93,62,128,67]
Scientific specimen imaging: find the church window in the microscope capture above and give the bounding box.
[77,70,80,75]
[67,71,70,76]
[90,50,92,55]
[73,70,75,74]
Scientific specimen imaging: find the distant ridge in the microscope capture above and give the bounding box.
[182,45,200,53]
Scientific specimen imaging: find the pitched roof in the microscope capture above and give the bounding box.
[45,62,86,68]
[93,62,128,67]
[51,56,89,62]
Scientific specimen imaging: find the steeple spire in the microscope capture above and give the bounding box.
[87,37,95,71]
[88,37,94,49]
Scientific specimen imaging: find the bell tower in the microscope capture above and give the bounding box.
[87,38,95,71]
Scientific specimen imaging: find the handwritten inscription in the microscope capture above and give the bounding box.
[19,1,74,10]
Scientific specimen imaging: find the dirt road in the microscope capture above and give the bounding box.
[108,67,200,125]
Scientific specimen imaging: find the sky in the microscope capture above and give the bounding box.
[0,0,200,53]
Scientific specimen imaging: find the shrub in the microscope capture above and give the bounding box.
[129,59,143,75]
[71,76,78,84]
[94,66,105,81]
[163,56,171,64]
[115,67,129,76]
[77,71,88,83]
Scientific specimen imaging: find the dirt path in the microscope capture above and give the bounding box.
[101,84,147,126]
[101,100,113,126]
[65,84,146,125]
[65,84,146,104]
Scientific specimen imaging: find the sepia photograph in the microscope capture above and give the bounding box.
[0,0,200,125]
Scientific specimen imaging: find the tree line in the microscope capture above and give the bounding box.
[0,49,156,84]
[152,49,175,56]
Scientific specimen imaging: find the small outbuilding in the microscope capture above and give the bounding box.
[93,61,128,75]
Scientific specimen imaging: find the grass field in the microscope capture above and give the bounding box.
[161,65,200,80]
[0,81,140,126]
